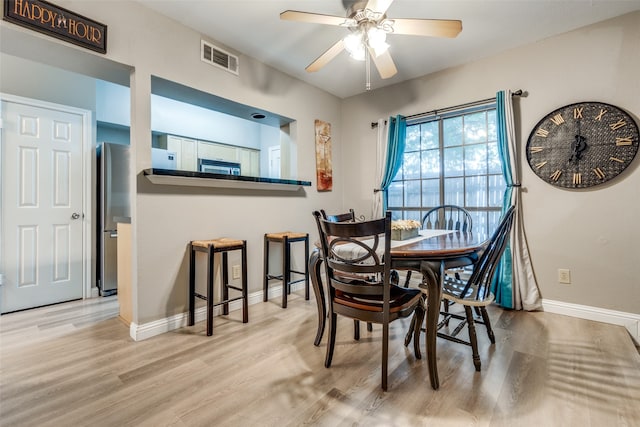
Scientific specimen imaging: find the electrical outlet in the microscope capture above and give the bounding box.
[558,269,571,284]
[232,265,241,279]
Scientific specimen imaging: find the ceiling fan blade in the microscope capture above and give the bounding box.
[365,0,394,15]
[368,47,397,79]
[280,10,355,27]
[390,18,462,38]
[306,39,345,73]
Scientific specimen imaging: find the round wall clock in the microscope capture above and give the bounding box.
[526,101,639,189]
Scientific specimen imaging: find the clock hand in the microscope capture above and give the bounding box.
[570,135,587,161]
[569,117,587,162]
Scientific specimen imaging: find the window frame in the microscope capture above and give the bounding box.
[386,102,506,236]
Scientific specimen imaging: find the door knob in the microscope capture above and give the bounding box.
[71,213,81,220]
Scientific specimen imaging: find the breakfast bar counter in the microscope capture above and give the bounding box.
[144,168,312,191]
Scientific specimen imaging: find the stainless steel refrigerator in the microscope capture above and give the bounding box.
[97,142,130,296]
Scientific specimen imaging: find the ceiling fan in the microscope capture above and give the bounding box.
[280,0,462,90]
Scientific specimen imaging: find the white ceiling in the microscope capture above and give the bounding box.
[136,0,640,99]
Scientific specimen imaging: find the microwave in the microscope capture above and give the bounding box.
[198,158,241,175]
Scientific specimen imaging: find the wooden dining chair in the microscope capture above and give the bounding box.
[403,205,473,288]
[320,208,358,223]
[313,210,425,391]
[406,205,515,372]
[320,208,382,339]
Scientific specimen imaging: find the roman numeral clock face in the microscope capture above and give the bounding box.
[526,102,639,188]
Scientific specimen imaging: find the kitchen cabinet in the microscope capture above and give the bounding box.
[160,134,260,175]
[237,148,260,176]
[198,141,236,162]
[160,135,197,171]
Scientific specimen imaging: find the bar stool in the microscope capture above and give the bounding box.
[263,231,309,308]
[188,237,248,336]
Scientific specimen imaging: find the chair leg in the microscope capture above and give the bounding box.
[413,305,424,360]
[464,305,481,371]
[367,322,373,332]
[403,270,412,288]
[325,313,337,368]
[404,312,416,347]
[390,270,399,285]
[443,299,451,326]
[381,322,389,391]
[353,319,360,340]
[480,307,495,344]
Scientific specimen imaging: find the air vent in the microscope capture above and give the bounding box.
[201,40,239,75]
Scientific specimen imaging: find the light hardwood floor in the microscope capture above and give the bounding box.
[1,293,639,427]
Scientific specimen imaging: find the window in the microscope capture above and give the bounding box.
[387,104,505,236]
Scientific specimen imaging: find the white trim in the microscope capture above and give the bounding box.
[0,93,93,303]
[543,299,640,344]
[129,282,307,341]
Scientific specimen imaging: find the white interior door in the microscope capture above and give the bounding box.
[1,98,87,313]
[268,146,281,178]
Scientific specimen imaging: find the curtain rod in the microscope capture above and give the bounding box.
[370,89,524,128]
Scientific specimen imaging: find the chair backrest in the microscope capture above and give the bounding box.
[422,205,472,232]
[320,208,356,223]
[312,210,392,303]
[459,205,515,300]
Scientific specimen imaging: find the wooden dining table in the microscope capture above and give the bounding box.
[309,229,488,390]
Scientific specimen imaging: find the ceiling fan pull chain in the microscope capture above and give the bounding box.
[365,48,371,91]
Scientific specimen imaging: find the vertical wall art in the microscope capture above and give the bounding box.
[314,119,333,191]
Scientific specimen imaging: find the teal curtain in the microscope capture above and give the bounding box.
[494,91,514,308]
[493,90,542,311]
[380,115,406,212]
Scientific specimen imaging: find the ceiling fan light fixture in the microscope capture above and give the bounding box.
[344,32,366,61]
[366,27,388,55]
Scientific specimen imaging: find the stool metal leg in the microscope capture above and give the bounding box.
[188,243,196,326]
[304,235,310,300]
[222,251,229,315]
[242,242,248,323]
[282,236,290,309]
[206,246,215,336]
[263,235,269,302]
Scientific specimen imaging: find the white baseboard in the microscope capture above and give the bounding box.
[129,282,306,341]
[542,299,640,344]
[129,291,640,345]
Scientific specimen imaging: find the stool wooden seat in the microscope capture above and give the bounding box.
[188,237,248,336]
[263,231,309,308]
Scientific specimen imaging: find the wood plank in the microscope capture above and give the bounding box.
[1,295,638,426]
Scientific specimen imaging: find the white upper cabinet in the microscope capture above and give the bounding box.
[197,141,237,162]
[160,135,260,176]
[237,148,260,177]
[160,135,197,171]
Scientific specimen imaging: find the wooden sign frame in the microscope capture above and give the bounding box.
[3,0,107,53]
